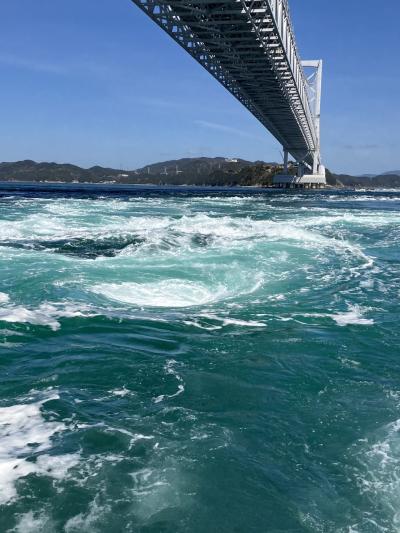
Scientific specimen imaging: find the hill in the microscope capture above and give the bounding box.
[381,170,400,177]
[0,160,119,183]
[0,158,399,188]
[334,173,400,188]
[358,170,400,179]
[0,158,290,187]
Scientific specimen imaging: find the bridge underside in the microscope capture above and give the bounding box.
[130,0,318,168]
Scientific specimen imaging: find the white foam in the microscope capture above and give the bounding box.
[0,305,61,330]
[0,209,352,249]
[0,329,24,337]
[182,319,223,331]
[0,394,79,505]
[93,280,231,308]
[12,511,51,533]
[352,419,400,531]
[0,292,9,304]
[153,360,185,404]
[153,386,184,404]
[339,357,361,368]
[331,305,374,326]
[299,211,400,228]
[186,313,266,329]
[36,453,80,479]
[0,203,380,287]
[360,279,374,289]
[109,386,132,397]
[128,463,184,521]
[286,307,374,327]
[221,318,266,328]
[129,434,155,446]
[268,294,287,301]
[0,302,98,330]
[64,497,108,533]
[167,214,337,251]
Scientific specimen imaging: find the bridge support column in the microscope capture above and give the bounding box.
[283,149,289,173]
[302,60,323,176]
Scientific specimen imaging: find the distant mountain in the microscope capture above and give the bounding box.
[334,173,400,188]
[358,170,400,178]
[0,158,287,187]
[0,158,399,188]
[0,160,121,183]
[380,170,400,176]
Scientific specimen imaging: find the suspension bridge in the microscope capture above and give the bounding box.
[130,0,325,187]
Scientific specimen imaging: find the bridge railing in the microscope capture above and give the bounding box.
[131,0,319,168]
[265,0,317,150]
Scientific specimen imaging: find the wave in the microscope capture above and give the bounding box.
[153,359,185,404]
[0,207,389,260]
[183,313,266,330]
[283,305,375,327]
[298,212,400,228]
[349,418,400,531]
[0,393,79,505]
[0,292,9,304]
[0,198,387,332]
[91,277,262,308]
[0,234,145,259]
[331,305,374,326]
[0,301,98,330]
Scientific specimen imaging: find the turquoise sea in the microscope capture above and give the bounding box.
[0,184,399,532]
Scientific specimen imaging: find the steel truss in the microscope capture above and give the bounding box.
[130,0,322,171]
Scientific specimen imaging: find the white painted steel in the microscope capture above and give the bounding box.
[130,0,324,175]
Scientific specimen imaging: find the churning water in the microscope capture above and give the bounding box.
[0,185,400,532]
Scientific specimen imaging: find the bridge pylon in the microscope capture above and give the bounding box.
[274,60,326,188]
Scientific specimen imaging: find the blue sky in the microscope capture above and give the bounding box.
[0,0,399,174]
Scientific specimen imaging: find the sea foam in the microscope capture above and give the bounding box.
[92,279,248,308]
[331,305,374,326]
[351,419,400,531]
[0,302,98,330]
[0,292,9,304]
[0,394,79,505]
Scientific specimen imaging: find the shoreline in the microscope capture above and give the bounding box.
[0,181,398,192]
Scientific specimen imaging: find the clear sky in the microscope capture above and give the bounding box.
[0,0,399,174]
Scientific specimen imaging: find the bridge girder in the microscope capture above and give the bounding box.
[130,0,322,171]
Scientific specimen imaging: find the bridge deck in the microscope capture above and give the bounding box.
[131,0,317,167]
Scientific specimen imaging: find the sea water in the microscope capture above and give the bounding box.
[0,185,399,532]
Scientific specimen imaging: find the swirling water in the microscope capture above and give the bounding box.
[0,184,400,532]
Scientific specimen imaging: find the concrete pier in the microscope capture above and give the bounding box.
[272,174,327,189]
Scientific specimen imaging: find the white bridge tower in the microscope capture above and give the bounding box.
[275,60,326,188]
